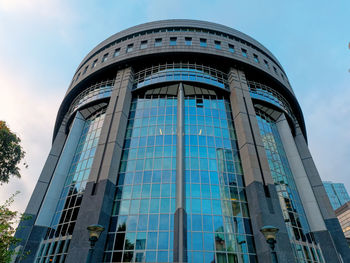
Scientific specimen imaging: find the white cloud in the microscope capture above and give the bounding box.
[0,0,74,24]
[0,64,60,214]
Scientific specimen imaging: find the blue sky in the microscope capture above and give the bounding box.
[0,0,349,213]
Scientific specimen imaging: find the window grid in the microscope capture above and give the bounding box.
[133,63,229,91]
[247,81,297,124]
[256,109,324,263]
[184,95,256,263]
[76,26,286,77]
[35,108,106,263]
[68,79,114,116]
[104,95,177,263]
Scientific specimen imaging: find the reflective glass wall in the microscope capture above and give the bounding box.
[255,109,324,263]
[35,108,106,263]
[104,83,256,263]
[103,95,177,262]
[184,94,256,263]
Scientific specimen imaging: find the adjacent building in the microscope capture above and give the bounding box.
[323,181,350,210]
[14,20,350,263]
[335,201,350,245]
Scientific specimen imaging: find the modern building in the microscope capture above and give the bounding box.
[14,20,350,263]
[335,201,350,246]
[323,181,350,210]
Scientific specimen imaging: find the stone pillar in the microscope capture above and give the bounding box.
[174,83,187,263]
[14,117,69,262]
[276,114,326,232]
[228,68,295,262]
[294,124,350,262]
[66,67,134,263]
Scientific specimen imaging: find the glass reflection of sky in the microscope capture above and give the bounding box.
[134,68,228,91]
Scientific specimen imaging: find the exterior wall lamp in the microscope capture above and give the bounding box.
[86,224,105,263]
[260,225,279,263]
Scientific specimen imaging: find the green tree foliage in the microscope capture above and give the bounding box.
[0,121,26,184]
[0,121,28,262]
[0,192,21,263]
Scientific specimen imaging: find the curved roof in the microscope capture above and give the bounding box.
[53,19,306,141]
[77,19,284,75]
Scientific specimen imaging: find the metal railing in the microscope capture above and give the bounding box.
[248,81,296,122]
[68,80,115,116]
[133,63,229,90]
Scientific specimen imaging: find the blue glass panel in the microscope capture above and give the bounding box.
[146,232,157,249]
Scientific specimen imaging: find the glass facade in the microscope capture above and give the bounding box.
[104,95,177,262]
[184,94,256,263]
[323,181,350,210]
[336,205,350,238]
[35,108,106,263]
[104,84,256,263]
[15,20,350,263]
[256,109,324,263]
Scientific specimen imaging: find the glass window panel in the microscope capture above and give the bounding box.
[192,215,202,231]
[158,232,169,249]
[114,232,125,250]
[136,232,146,250]
[159,214,169,230]
[192,232,203,251]
[203,215,213,232]
[146,232,157,249]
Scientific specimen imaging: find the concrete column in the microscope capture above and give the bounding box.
[174,83,187,263]
[14,117,69,262]
[276,114,326,232]
[66,67,134,263]
[228,68,295,263]
[294,125,350,262]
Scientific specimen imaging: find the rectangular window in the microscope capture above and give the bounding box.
[92,59,98,68]
[140,40,148,49]
[114,48,120,57]
[214,40,221,49]
[228,44,235,53]
[200,38,207,47]
[253,54,259,63]
[102,53,109,62]
[185,37,192,46]
[264,59,269,69]
[83,66,89,75]
[75,73,80,82]
[126,44,134,53]
[241,48,248,58]
[281,73,285,80]
[170,37,177,46]
[196,98,203,107]
[273,66,278,74]
[155,38,162,47]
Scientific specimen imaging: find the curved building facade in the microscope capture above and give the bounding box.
[15,20,349,263]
